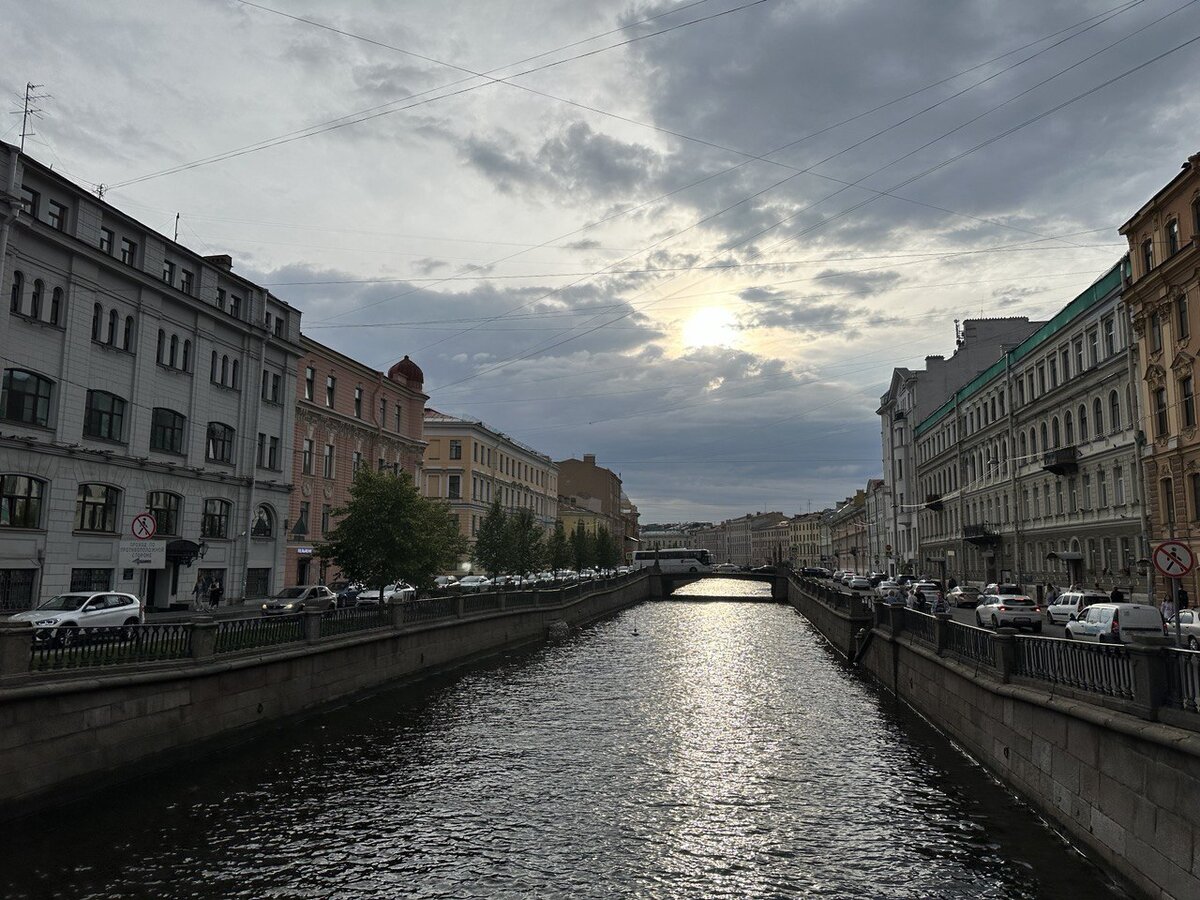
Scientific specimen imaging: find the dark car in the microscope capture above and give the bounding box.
[261,585,337,615]
[330,581,363,608]
[800,567,828,578]
[752,565,778,574]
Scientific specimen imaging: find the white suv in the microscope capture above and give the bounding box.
[1064,603,1166,643]
[1046,590,1109,626]
[7,592,144,646]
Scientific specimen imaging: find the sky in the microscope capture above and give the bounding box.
[4,0,1200,523]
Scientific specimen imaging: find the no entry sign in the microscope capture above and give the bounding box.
[1152,540,1194,579]
[130,512,157,540]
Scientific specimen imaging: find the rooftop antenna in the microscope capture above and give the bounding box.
[954,318,963,347]
[12,82,52,153]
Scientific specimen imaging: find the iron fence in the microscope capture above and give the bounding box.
[30,623,193,671]
[463,593,502,615]
[214,615,304,654]
[401,596,457,625]
[901,607,937,646]
[1165,647,1200,713]
[1013,636,1134,700]
[320,606,390,638]
[506,592,538,609]
[945,620,995,668]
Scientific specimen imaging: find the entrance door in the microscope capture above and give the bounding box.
[297,558,311,585]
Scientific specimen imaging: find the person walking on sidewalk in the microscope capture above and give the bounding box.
[192,576,209,610]
[208,577,223,610]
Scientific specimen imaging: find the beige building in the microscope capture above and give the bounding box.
[829,492,866,570]
[422,410,558,570]
[789,512,825,568]
[556,454,628,554]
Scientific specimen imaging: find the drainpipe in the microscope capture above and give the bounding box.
[1124,304,1153,604]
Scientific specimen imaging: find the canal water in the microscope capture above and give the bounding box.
[5,580,1128,899]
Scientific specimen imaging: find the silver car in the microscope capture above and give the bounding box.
[1166,610,1200,650]
[7,592,145,645]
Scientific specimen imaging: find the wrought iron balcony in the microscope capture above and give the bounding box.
[963,523,999,545]
[1042,446,1080,475]
[925,493,944,512]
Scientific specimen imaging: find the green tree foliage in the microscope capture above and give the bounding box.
[570,521,595,571]
[506,507,546,575]
[472,499,509,576]
[316,468,466,595]
[547,521,572,571]
[593,525,621,569]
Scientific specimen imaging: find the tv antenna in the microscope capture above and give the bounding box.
[12,82,52,153]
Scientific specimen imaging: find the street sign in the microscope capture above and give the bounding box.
[1152,540,1195,578]
[119,539,166,569]
[130,512,157,540]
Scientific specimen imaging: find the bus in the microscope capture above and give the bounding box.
[631,548,713,574]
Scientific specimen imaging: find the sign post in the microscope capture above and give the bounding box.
[1152,540,1195,646]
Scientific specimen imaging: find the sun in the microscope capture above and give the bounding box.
[681,307,739,350]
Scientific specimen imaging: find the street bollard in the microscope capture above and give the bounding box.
[0,620,34,676]
[934,612,952,655]
[992,628,1018,683]
[1125,641,1169,718]
[304,608,323,643]
[190,616,216,660]
[390,600,406,630]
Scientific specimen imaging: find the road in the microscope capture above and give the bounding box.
[825,580,1058,634]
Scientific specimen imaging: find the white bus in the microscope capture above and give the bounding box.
[631,548,713,573]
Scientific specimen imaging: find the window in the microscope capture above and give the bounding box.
[354,386,363,418]
[268,436,279,470]
[1152,312,1163,353]
[1154,388,1168,438]
[1,369,52,426]
[1093,398,1104,435]
[0,475,44,528]
[8,270,22,314]
[450,440,462,460]
[162,260,175,285]
[1082,473,1091,510]
[180,269,194,295]
[251,504,274,537]
[302,439,314,474]
[1142,238,1154,275]
[210,352,219,383]
[378,457,387,472]
[1192,473,1200,522]
[1037,364,1046,395]
[217,288,226,311]
[321,504,331,534]
[379,397,386,425]
[325,375,336,407]
[304,366,314,401]
[270,373,281,402]
[1088,329,1098,366]
[1078,404,1088,441]
[294,501,309,536]
[245,568,271,598]
[256,433,266,468]
[83,390,126,441]
[1168,219,1180,256]
[1109,390,1121,432]
[1163,478,1176,524]
[1184,377,1196,429]
[19,187,38,217]
[75,484,120,532]
[120,237,137,266]
[352,451,363,473]
[169,334,178,368]
[448,474,462,499]
[150,408,186,454]
[146,492,181,536]
[231,359,239,389]
[395,403,402,432]
[1073,338,1084,375]
[1049,357,1058,388]
[99,228,114,255]
[107,309,118,344]
[0,568,37,609]
[30,279,42,319]
[229,295,242,318]
[123,316,134,349]
[1103,317,1115,356]
[206,422,235,463]
[1064,411,1074,444]
[1194,196,1200,237]
[273,315,283,337]
[1115,465,1126,505]
[1069,478,1078,513]
[1098,469,1108,507]
[70,569,112,592]
[1180,294,1191,341]
[201,499,231,538]
[92,303,103,341]
[323,444,334,478]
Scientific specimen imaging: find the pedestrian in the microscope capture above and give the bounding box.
[1162,595,1177,622]
[1046,582,1058,603]
[192,576,209,610]
[948,576,958,590]
[208,577,223,609]
[1110,585,1125,603]
[914,588,926,611]
[1178,587,1190,609]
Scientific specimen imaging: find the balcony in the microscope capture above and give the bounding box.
[925,493,944,512]
[963,523,1000,546]
[1042,446,1080,475]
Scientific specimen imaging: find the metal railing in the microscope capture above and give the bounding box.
[401,596,457,625]
[214,614,304,654]
[1165,647,1200,713]
[30,623,193,671]
[463,594,502,615]
[901,607,937,646]
[320,606,390,638]
[945,620,995,668]
[1013,636,1134,700]
[506,592,538,609]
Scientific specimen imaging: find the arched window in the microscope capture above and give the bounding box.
[107,309,118,344]
[1029,427,1037,454]
[1052,417,1061,449]
[182,339,191,371]
[221,355,229,385]
[251,504,274,537]
[124,316,135,350]
[1,368,54,426]
[201,498,232,538]
[210,351,219,383]
[1040,422,1048,453]
[1078,404,1088,441]
[231,359,239,389]
[30,280,43,319]
[1064,410,1074,444]
[93,303,103,342]
[150,408,186,454]
[1093,397,1104,435]
[1109,390,1121,431]
[206,422,234,463]
[157,329,165,364]
[0,474,46,528]
[1018,431,1027,459]
[169,334,178,368]
[75,483,121,532]
[50,287,62,326]
[146,491,182,536]
[8,270,22,313]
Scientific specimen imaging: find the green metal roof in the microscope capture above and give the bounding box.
[913,260,1125,439]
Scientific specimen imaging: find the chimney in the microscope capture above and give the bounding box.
[583,454,596,465]
[204,254,233,271]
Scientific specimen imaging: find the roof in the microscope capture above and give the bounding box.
[914,260,1125,438]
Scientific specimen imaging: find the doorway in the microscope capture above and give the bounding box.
[297,558,311,585]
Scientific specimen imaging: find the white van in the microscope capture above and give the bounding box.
[1047,590,1109,626]
[1063,603,1166,643]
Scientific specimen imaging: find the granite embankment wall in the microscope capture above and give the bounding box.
[789,578,1200,900]
[0,575,649,817]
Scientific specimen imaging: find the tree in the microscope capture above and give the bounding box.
[571,521,595,571]
[506,507,545,575]
[315,468,466,596]
[547,521,572,571]
[472,499,509,576]
[593,525,621,569]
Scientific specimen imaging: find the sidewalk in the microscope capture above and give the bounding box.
[145,601,261,622]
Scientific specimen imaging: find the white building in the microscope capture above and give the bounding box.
[1,142,301,609]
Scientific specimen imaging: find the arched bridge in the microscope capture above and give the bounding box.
[650,570,790,601]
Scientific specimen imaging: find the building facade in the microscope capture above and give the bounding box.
[788,512,823,567]
[914,261,1145,593]
[751,516,791,567]
[864,478,889,574]
[829,492,866,570]
[424,410,558,571]
[556,454,626,552]
[0,142,300,609]
[1120,152,1200,600]
[284,342,427,587]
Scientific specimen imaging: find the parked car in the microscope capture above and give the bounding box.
[876,580,902,600]
[7,592,144,646]
[455,575,493,593]
[1166,610,1200,649]
[983,583,1024,597]
[753,564,778,574]
[261,585,337,615]
[1064,603,1166,643]
[847,575,873,592]
[1046,590,1109,626]
[947,585,981,608]
[975,593,1042,631]
[330,581,363,608]
[715,563,741,574]
[908,581,944,611]
[356,583,416,607]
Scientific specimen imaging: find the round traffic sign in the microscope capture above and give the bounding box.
[1152,540,1194,578]
[131,512,157,540]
